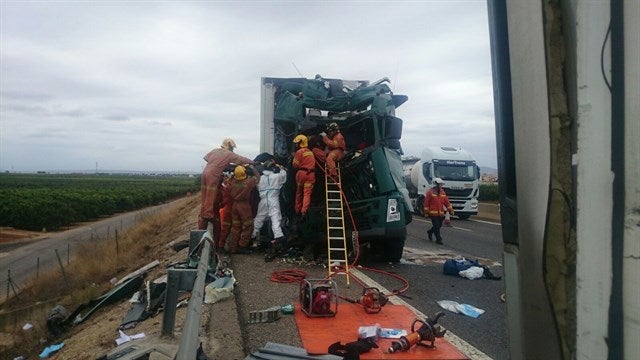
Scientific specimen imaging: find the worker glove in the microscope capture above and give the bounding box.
[319,132,327,137]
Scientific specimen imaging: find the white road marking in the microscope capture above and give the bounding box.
[413,215,502,226]
[351,268,493,360]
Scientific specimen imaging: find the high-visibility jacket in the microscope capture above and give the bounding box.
[293,147,315,171]
[423,187,453,217]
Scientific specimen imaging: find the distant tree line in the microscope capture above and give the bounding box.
[0,174,200,231]
[478,183,499,202]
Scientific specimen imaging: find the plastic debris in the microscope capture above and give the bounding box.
[38,343,64,358]
[204,272,236,304]
[377,327,407,339]
[358,324,379,339]
[437,300,485,318]
[281,304,294,314]
[22,323,33,331]
[115,330,146,346]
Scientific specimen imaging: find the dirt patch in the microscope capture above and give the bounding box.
[0,227,45,244]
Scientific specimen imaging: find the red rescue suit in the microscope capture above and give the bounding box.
[229,172,259,253]
[199,148,253,229]
[217,178,233,251]
[312,132,345,176]
[293,146,316,215]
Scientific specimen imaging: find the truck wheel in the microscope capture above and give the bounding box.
[384,237,405,263]
[457,214,470,220]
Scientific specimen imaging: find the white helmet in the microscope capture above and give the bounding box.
[434,177,445,185]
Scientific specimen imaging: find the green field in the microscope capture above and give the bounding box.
[0,173,200,231]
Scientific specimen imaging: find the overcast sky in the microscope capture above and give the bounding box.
[0,1,496,173]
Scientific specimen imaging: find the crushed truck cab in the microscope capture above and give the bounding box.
[260,76,411,262]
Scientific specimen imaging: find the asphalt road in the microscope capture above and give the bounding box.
[360,216,508,359]
[0,202,174,303]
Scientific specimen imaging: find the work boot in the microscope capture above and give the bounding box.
[264,242,283,262]
[427,231,433,242]
[436,239,443,245]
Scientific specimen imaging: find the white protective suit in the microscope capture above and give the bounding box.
[252,168,287,239]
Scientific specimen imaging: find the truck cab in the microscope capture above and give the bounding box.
[260,76,412,262]
[409,146,480,219]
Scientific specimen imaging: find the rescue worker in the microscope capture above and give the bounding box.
[423,177,454,244]
[251,160,288,261]
[216,171,233,254]
[292,135,316,217]
[312,122,346,176]
[229,164,259,254]
[198,138,254,230]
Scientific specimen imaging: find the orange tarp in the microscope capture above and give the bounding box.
[294,302,468,359]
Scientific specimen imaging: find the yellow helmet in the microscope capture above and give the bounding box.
[234,165,247,180]
[293,134,308,148]
[221,138,237,151]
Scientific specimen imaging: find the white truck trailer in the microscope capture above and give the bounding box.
[405,146,480,219]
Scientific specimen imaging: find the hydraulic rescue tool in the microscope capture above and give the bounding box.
[387,313,447,353]
[345,287,389,313]
[299,278,338,317]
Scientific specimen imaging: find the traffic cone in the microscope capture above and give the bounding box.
[444,211,452,227]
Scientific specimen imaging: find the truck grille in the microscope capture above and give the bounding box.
[445,188,474,198]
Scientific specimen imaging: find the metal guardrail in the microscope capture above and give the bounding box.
[108,228,214,360]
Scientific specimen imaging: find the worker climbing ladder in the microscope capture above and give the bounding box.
[324,166,350,285]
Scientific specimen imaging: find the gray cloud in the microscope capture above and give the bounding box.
[0,1,497,172]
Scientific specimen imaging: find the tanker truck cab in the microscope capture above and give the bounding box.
[411,146,480,219]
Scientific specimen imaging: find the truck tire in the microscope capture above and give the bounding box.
[457,214,471,220]
[384,237,405,263]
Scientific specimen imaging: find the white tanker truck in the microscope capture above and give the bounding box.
[404,146,480,219]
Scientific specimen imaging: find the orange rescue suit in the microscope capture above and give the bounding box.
[293,146,316,215]
[312,132,345,176]
[423,187,453,217]
[229,172,259,252]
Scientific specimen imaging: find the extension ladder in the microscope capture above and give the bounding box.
[324,166,350,285]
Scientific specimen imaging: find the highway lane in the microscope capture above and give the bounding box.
[358,217,507,359]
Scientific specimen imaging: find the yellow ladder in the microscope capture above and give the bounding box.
[324,166,350,285]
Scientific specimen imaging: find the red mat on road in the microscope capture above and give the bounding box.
[294,302,468,359]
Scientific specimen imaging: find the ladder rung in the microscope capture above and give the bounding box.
[328,217,343,220]
[329,237,345,240]
[329,259,347,263]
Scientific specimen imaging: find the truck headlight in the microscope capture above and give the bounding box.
[386,199,401,222]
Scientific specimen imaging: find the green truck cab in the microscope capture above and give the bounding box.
[260,76,412,262]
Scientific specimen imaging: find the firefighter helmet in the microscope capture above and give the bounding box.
[221,138,237,151]
[234,165,247,180]
[293,134,308,148]
[327,122,339,131]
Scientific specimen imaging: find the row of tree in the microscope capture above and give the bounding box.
[0,174,200,231]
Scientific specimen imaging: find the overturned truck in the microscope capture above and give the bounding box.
[259,76,412,262]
